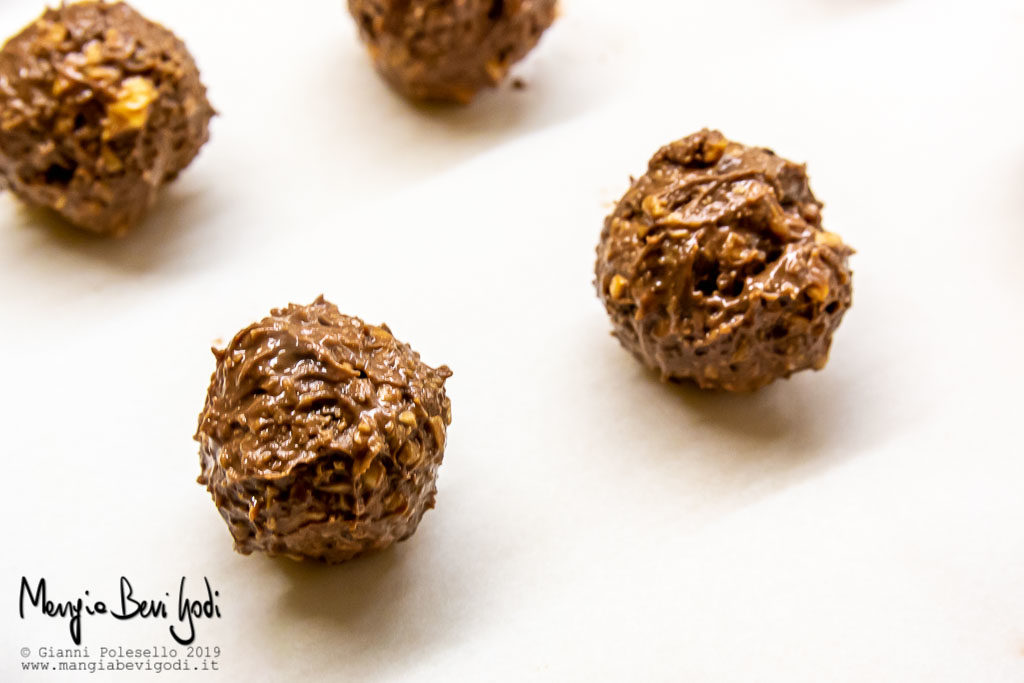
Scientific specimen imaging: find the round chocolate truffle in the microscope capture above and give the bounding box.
[595,130,854,392]
[0,2,214,236]
[195,297,453,563]
[348,0,557,104]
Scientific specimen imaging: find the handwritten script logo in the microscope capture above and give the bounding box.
[19,577,222,645]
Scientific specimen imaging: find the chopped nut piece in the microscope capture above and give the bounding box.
[814,230,845,249]
[1,114,22,131]
[247,499,260,522]
[429,416,446,449]
[36,20,67,47]
[807,284,829,302]
[609,274,629,300]
[103,76,157,140]
[731,343,749,363]
[357,417,374,435]
[701,135,728,164]
[398,441,422,466]
[51,76,71,95]
[82,40,103,65]
[361,459,385,490]
[484,59,505,82]
[642,194,667,218]
[85,65,120,84]
[100,145,123,173]
[385,492,407,513]
[398,410,417,426]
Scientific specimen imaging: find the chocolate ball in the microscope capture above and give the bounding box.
[348,0,557,104]
[595,130,854,392]
[195,297,453,563]
[0,2,214,236]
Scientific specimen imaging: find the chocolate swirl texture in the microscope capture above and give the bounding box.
[595,130,854,392]
[348,0,557,104]
[196,297,453,563]
[0,1,214,236]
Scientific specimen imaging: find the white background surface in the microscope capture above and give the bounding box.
[1,0,1023,680]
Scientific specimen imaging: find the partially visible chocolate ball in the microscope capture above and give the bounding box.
[595,130,854,392]
[0,2,214,236]
[195,297,453,564]
[348,0,557,104]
